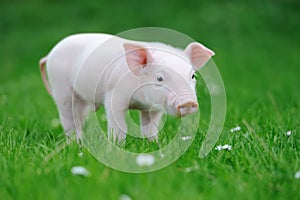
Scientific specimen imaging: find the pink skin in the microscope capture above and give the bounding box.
[39,34,215,143]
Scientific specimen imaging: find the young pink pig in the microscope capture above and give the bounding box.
[39,33,214,142]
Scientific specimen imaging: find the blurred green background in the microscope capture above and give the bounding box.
[0,0,299,199]
[1,0,299,109]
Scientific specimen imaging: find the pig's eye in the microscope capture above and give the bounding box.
[157,75,164,82]
[192,73,196,79]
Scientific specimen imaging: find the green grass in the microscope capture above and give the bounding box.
[1,0,300,199]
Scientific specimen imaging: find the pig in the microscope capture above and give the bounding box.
[39,33,215,142]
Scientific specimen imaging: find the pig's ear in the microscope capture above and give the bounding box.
[184,42,215,70]
[123,43,150,75]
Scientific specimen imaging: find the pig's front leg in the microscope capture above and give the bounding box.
[140,111,163,141]
[104,96,127,143]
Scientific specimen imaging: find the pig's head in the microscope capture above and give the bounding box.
[123,42,215,117]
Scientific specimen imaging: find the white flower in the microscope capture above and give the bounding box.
[286,130,292,136]
[215,144,232,151]
[182,136,192,141]
[230,126,241,133]
[183,163,199,173]
[119,194,132,200]
[136,154,155,167]
[295,171,300,179]
[71,166,90,177]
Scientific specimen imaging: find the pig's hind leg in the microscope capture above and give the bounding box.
[71,92,91,140]
[52,86,89,141]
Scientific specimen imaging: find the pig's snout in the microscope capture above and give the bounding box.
[176,101,198,117]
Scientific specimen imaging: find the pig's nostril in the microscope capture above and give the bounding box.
[177,101,198,113]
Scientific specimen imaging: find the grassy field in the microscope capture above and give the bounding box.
[1,0,300,199]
